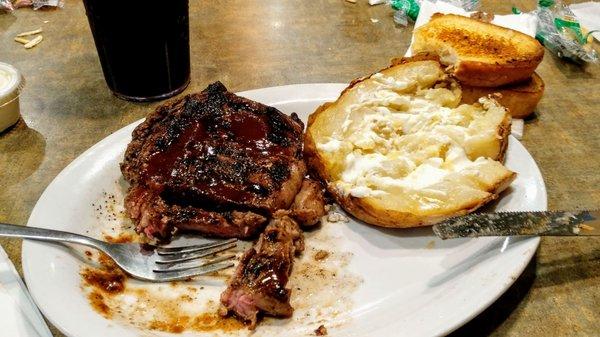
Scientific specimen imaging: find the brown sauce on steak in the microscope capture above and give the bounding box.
[139,82,302,208]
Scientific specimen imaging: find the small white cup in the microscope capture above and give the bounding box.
[0,62,24,133]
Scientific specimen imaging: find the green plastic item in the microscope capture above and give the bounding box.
[554,18,586,44]
[535,0,598,63]
[390,0,420,21]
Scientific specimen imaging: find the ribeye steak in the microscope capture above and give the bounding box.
[121,82,306,240]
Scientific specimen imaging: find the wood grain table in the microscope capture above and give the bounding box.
[1,0,598,336]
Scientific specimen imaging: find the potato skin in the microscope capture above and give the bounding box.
[303,59,515,229]
[332,191,500,228]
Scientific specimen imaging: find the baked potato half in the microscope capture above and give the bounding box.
[304,58,515,228]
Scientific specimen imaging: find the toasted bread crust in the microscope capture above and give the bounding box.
[413,14,544,87]
[304,59,514,229]
[461,73,544,118]
[453,58,542,87]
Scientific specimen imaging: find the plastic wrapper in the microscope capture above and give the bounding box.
[32,0,63,9]
[390,0,420,26]
[1,0,63,10]
[0,0,14,11]
[534,0,598,63]
[390,0,479,26]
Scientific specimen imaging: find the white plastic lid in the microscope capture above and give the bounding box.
[0,62,24,107]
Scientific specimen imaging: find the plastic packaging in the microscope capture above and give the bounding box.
[534,0,598,63]
[32,0,63,10]
[0,62,24,132]
[391,0,420,26]
[390,0,480,26]
[443,0,478,11]
[1,0,63,10]
[0,0,14,11]
[13,0,33,9]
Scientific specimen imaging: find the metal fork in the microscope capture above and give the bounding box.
[0,223,237,282]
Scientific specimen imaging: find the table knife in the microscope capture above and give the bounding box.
[433,210,600,239]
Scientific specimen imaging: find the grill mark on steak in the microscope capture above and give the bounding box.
[121,82,306,240]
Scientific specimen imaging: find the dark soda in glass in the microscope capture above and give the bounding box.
[83,0,190,101]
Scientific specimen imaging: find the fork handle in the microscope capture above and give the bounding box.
[0,223,107,251]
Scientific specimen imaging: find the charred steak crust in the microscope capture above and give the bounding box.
[121,82,307,239]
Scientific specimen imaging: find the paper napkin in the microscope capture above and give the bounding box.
[0,246,52,337]
[570,1,600,42]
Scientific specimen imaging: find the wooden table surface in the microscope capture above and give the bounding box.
[1,0,598,336]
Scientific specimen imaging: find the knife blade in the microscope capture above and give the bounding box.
[432,210,600,239]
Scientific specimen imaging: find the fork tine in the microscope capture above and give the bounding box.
[153,254,236,272]
[152,261,235,282]
[156,238,237,255]
[155,242,237,264]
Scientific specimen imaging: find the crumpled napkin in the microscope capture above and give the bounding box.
[0,246,52,337]
[570,1,600,42]
[404,0,539,139]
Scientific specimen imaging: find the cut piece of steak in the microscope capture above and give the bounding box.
[220,211,304,328]
[121,82,306,239]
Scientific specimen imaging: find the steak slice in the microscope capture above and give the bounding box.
[121,82,306,239]
[220,211,304,328]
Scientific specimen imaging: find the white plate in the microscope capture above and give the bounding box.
[23,84,547,337]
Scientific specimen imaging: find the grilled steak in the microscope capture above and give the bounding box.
[220,211,304,328]
[121,81,328,328]
[121,82,306,240]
